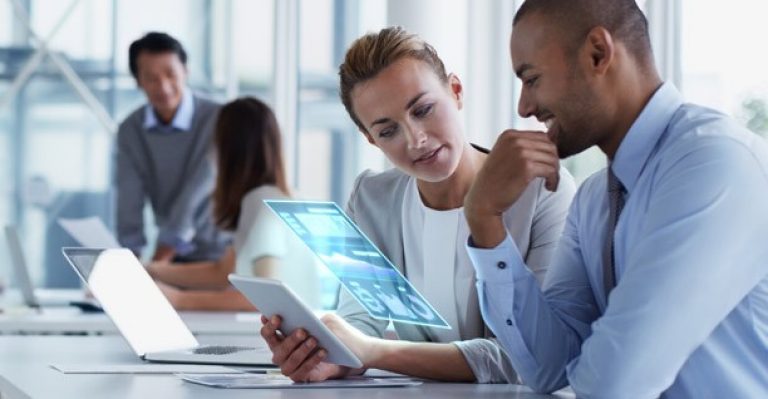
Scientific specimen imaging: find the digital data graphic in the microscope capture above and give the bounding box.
[265,200,450,329]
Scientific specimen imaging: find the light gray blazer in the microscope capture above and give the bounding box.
[337,166,576,383]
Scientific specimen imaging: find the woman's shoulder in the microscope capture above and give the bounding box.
[234,185,289,250]
[347,168,411,213]
[242,185,288,202]
[240,185,288,215]
[353,167,410,190]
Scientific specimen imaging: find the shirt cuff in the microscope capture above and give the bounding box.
[117,233,145,255]
[158,231,196,256]
[465,233,529,283]
[452,339,519,384]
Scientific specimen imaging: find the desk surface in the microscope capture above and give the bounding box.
[0,335,575,399]
[0,307,262,335]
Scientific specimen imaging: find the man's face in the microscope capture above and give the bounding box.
[135,51,187,118]
[510,13,605,159]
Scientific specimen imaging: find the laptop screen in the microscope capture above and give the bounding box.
[62,248,198,355]
[4,226,39,307]
[264,200,450,329]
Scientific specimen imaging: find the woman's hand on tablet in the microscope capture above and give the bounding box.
[261,314,359,382]
[318,313,380,365]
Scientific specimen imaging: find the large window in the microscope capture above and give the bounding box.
[0,0,387,305]
[0,0,278,289]
[2,0,121,287]
[680,0,768,138]
[295,0,388,204]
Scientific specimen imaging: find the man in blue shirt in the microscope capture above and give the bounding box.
[115,32,229,264]
[464,0,768,397]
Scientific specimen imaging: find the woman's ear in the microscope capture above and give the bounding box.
[448,73,463,110]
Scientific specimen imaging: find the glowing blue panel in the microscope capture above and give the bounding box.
[265,200,451,329]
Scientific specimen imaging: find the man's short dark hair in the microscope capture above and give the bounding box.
[128,32,188,79]
[514,0,653,66]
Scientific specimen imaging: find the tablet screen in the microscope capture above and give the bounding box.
[264,200,451,329]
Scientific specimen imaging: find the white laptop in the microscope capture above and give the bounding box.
[4,225,100,311]
[61,247,274,366]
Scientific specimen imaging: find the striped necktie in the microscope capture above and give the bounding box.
[603,167,626,297]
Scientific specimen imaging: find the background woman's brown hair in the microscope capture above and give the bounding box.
[213,97,289,230]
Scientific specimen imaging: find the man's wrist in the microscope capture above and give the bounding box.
[466,213,506,249]
[157,232,195,257]
[174,292,191,310]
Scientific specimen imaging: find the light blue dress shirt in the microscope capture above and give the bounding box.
[143,88,195,132]
[466,83,768,398]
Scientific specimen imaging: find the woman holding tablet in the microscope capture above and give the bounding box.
[148,97,320,310]
[261,27,575,382]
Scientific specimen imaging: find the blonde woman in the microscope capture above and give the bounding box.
[261,27,576,383]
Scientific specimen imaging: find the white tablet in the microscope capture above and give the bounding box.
[228,275,363,369]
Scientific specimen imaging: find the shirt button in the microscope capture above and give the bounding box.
[506,319,513,326]
[497,261,507,270]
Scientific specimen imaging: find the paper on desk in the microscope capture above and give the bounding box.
[363,368,409,378]
[51,363,242,374]
[177,373,422,389]
[58,217,120,248]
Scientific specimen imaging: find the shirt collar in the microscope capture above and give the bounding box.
[612,82,684,193]
[143,89,195,132]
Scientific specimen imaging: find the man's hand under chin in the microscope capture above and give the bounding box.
[465,129,560,248]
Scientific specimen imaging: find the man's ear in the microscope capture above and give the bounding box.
[584,26,615,76]
[447,73,464,110]
[178,64,190,84]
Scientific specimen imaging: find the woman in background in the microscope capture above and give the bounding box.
[148,97,320,310]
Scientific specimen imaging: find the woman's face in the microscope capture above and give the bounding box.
[350,57,465,183]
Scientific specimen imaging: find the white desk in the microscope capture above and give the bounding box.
[0,308,261,335]
[0,288,86,305]
[0,335,575,399]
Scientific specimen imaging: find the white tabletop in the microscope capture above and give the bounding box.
[0,335,575,399]
[0,306,262,335]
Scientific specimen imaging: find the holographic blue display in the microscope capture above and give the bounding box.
[265,200,451,329]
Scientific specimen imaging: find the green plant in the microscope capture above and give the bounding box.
[741,97,768,137]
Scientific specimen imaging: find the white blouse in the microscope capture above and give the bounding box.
[401,178,483,343]
[336,166,576,384]
[233,185,321,306]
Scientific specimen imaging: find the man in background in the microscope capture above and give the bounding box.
[115,32,228,263]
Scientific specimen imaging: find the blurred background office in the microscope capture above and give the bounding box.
[1,0,767,305]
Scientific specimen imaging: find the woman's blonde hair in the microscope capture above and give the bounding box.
[338,26,448,132]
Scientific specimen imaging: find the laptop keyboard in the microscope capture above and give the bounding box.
[192,345,253,355]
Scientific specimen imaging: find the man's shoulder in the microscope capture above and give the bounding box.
[116,104,147,139]
[192,93,222,114]
[662,103,767,163]
[668,104,746,143]
[190,93,222,132]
